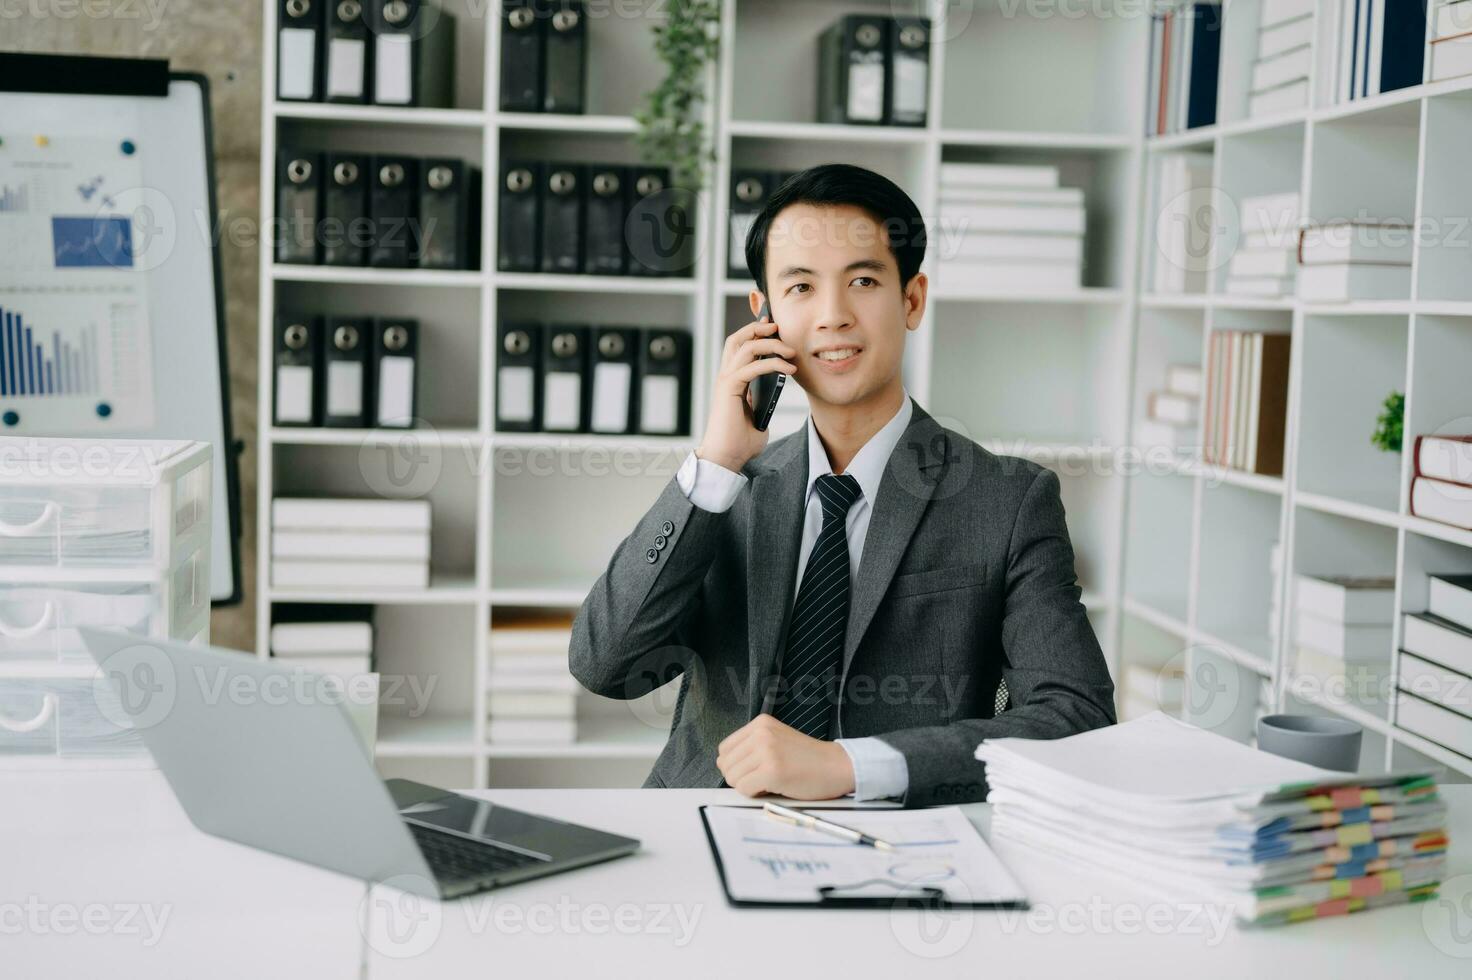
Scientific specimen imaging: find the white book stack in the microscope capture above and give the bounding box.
[1398,576,1472,759]
[271,498,432,591]
[1431,0,1472,81]
[1249,0,1314,118]
[488,612,579,745]
[1152,152,1214,294]
[0,437,214,768]
[936,162,1085,294]
[269,608,374,680]
[1291,574,1396,706]
[1136,363,1202,452]
[1297,220,1413,302]
[1226,192,1300,297]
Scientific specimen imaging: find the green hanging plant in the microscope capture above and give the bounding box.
[1371,391,1404,454]
[634,0,721,192]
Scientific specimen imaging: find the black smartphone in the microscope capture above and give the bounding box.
[749,299,786,432]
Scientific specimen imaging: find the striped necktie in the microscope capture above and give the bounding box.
[773,473,862,739]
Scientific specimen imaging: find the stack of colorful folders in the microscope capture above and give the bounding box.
[975,713,1448,927]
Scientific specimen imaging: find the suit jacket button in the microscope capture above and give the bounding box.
[645,548,658,563]
[654,534,668,550]
[661,520,675,536]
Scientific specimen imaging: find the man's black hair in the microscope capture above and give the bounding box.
[743,163,927,298]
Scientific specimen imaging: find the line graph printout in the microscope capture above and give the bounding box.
[703,806,1027,905]
[0,133,156,429]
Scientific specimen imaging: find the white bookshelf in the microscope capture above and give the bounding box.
[1120,0,1472,780]
[257,0,1156,788]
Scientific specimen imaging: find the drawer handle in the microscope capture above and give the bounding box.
[0,693,57,733]
[0,601,54,638]
[0,501,59,537]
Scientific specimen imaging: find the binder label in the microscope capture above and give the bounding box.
[376,34,413,104]
[848,61,884,122]
[277,365,315,423]
[893,55,927,116]
[326,360,363,417]
[640,375,678,434]
[279,28,318,100]
[326,38,366,99]
[497,365,535,423]
[543,372,582,430]
[591,362,632,432]
[376,354,414,425]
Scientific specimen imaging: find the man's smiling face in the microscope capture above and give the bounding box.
[760,202,926,412]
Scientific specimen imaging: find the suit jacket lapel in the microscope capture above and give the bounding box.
[745,429,808,715]
[841,403,946,677]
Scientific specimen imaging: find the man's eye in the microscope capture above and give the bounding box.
[853,277,877,287]
[789,283,810,294]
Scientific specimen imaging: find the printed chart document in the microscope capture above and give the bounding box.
[700,805,1027,908]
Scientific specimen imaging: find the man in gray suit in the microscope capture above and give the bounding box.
[571,164,1114,807]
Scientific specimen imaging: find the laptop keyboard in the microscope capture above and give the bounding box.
[407,822,545,881]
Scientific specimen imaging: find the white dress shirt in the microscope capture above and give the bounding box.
[674,393,914,800]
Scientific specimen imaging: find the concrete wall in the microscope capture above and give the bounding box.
[5,1,262,649]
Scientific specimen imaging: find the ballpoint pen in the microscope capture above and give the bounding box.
[762,801,897,851]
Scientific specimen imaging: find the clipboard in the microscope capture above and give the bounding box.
[699,805,1029,911]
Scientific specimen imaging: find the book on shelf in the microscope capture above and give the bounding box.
[1297,262,1412,302]
[936,186,1083,207]
[1411,476,1472,531]
[1434,0,1472,39]
[270,654,373,680]
[1146,2,1222,137]
[1414,434,1472,487]
[945,233,1084,264]
[1295,574,1397,623]
[1337,0,1427,103]
[1229,247,1296,279]
[1396,690,1472,758]
[1260,13,1315,59]
[1295,611,1393,661]
[272,560,431,590]
[1202,331,1289,475]
[272,497,432,532]
[1431,30,1472,83]
[1251,44,1313,93]
[1241,191,1301,245]
[1403,612,1472,676]
[1152,152,1215,293]
[1429,575,1472,632]
[486,671,579,694]
[271,530,432,561]
[488,692,578,718]
[937,202,1085,235]
[1247,77,1309,117]
[1299,221,1414,265]
[490,611,576,649]
[1397,651,1472,724]
[1166,364,1203,398]
[935,261,1082,293]
[270,604,375,657]
[1147,391,1198,426]
[487,718,578,744]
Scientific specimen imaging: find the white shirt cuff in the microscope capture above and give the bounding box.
[675,451,748,513]
[836,737,909,801]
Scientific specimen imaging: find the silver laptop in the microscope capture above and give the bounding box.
[81,628,639,899]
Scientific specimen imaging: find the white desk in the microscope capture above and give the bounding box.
[6,773,1471,979]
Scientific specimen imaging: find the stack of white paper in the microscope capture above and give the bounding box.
[975,713,1448,925]
[487,612,578,744]
[1152,153,1214,294]
[1226,192,1300,297]
[936,163,1085,294]
[271,498,431,590]
[270,608,374,679]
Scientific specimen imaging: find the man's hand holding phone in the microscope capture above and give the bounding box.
[696,304,797,473]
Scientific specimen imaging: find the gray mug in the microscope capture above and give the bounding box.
[1256,714,1363,772]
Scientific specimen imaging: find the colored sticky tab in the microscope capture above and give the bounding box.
[1337,823,1374,847]
[1329,880,1351,899]
[1305,794,1333,811]
[1349,841,1380,861]
[1368,804,1393,821]
[34,135,49,147]
[1340,806,1371,824]
[1335,860,1367,878]
[1379,870,1403,892]
[1319,897,1353,917]
[1349,876,1384,898]
[1330,787,1363,809]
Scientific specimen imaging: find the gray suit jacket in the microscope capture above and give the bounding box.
[569,399,1115,806]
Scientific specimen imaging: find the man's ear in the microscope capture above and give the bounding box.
[750,291,767,318]
[903,272,929,331]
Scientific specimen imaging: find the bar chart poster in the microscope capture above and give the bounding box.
[0,134,156,430]
[0,287,155,430]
